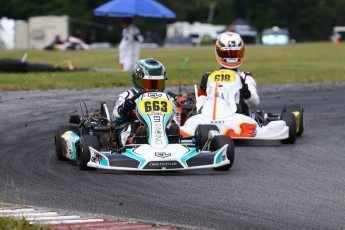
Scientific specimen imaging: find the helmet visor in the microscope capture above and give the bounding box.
[216,47,244,60]
[137,78,165,91]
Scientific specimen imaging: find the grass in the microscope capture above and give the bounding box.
[0,42,345,91]
[0,216,41,230]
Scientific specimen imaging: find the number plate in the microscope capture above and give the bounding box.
[139,98,171,114]
[210,70,236,83]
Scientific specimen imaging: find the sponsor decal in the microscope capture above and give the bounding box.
[144,161,182,169]
[149,162,178,166]
[91,156,97,163]
[153,122,163,145]
[144,75,165,80]
[153,115,160,122]
[225,123,257,137]
[155,152,171,158]
[91,152,102,164]
[67,147,73,158]
[211,120,225,124]
[147,92,163,98]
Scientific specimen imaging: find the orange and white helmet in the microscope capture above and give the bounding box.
[215,32,244,69]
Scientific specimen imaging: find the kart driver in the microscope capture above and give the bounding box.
[196,32,260,115]
[112,58,180,146]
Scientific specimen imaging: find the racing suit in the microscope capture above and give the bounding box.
[112,89,180,146]
[197,68,260,115]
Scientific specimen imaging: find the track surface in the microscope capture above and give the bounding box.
[1,83,345,230]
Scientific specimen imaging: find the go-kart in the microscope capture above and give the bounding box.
[177,70,304,144]
[54,90,235,171]
[167,84,198,126]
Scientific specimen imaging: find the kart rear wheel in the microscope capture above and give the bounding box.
[55,124,80,161]
[210,135,235,171]
[282,104,304,136]
[77,135,100,170]
[194,124,219,150]
[280,113,297,144]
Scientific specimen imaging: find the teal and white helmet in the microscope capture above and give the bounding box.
[132,58,167,92]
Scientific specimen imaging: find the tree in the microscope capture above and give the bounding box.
[1,0,344,42]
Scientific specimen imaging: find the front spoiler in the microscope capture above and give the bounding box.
[87,144,230,171]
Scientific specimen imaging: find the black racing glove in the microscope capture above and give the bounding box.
[200,72,210,92]
[240,83,251,99]
[118,99,136,116]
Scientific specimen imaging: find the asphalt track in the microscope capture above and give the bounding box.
[0,83,345,230]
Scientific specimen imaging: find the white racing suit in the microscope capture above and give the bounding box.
[119,24,144,71]
[112,89,180,146]
[196,70,260,114]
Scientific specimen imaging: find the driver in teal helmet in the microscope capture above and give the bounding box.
[112,58,180,146]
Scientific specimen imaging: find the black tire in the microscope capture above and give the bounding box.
[282,104,304,136]
[26,63,62,72]
[0,59,27,72]
[194,124,219,150]
[167,123,180,144]
[77,135,100,170]
[210,135,235,171]
[55,124,80,161]
[280,113,297,144]
[69,115,81,124]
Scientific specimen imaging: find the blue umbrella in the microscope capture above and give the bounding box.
[94,0,176,18]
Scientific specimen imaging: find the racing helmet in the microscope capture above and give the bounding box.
[132,58,167,92]
[215,32,245,69]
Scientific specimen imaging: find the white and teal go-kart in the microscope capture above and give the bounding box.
[55,90,235,171]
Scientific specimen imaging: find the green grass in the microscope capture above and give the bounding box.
[0,216,41,230]
[1,42,345,91]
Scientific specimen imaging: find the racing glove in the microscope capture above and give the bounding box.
[240,83,251,99]
[118,99,136,116]
[199,72,210,93]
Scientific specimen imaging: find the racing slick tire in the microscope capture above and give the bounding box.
[210,135,235,171]
[55,124,80,161]
[194,124,219,150]
[280,113,297,144]
[77,135,100,170]
[282,104,304,136]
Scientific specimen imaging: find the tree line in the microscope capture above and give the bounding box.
[1,0,344,43]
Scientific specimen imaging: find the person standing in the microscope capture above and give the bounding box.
[118,18,144,71]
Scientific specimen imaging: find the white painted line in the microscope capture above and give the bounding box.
[0,208,35,213]
[3,212,58,217]
[36,218,104,225]
[27,215,80,221]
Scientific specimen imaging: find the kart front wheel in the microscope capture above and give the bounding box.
[282,104,304,136]
[55,124,80,161]
[194,124,219,150]
[77,135,100,170]
[210,135,235,171]
[280,113,297,144]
